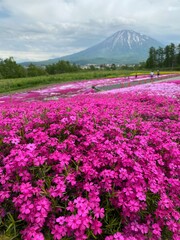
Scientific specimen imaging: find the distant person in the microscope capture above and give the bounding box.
[157,70,160,77]
[150,71,154,79]
[135,73,137,78]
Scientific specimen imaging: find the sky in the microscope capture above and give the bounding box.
[0,0,180,62]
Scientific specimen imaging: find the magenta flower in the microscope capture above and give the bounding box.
[152,223,161,237]
[0,80,180,239]
[91,219,102,235]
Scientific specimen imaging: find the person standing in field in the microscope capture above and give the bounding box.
[150,71,154,79]
[157,70,160,77]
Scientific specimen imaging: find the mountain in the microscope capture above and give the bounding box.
[22,30,164,66]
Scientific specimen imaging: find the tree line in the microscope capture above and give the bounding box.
[1,43,180,79]
[146,43,180,69]
[0,57,81,79]
[0,57,124,79]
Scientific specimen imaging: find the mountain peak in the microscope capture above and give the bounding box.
[22,30,163,66]
[105,30,156,50]
[115,29,138,34]
[66,30,163,64]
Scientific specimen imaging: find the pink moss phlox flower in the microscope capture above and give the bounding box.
[0,81,180,239]
[49,175,66,198]
[66,173,77,186]
[66,201,75,212]
[21,226,45,240]
[152,223,162,238]
[91,219,102,235]
[26,143,36,151]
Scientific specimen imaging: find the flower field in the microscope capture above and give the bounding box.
[102,80,180,98]
[0,74,177,104]
[0,78,180,239]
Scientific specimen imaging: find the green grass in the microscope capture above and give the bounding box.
[0,70,179,95]
[0,236,10,240]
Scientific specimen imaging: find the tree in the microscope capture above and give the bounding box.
[0,57,26,79]
[46,60,80,75]
[163,44,176,68]
[89,65,96,71]
[169,43,176,69]
[146,47,157,69]
[156,47,164,68]
[27,64,47,77]
[111,63,116,70]
[176,43,180,66]
[144,43,180,69]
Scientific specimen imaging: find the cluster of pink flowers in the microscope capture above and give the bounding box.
[0,74,177,104]
[0,81,180,239]
[103,80,180,99]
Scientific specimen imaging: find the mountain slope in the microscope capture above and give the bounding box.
[61,30,163,64]
[22,30,163,66]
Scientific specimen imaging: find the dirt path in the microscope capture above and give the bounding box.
[96,75,180,92]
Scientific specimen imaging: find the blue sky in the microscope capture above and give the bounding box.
[0,0,180,62]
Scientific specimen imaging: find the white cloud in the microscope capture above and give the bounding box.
[0,0,180,62]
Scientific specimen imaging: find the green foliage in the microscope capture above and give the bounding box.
[0,212,22,239]
[177,44,180,65]
[46,60,80,74]
[89,65,96,71]
[27,64,47,77]
[146,47,157,69]
[161,226,173,240]
[0,57,26,79]
[164,43,176,68]
[101,194,123,237]
[146,42,180,69]
[156,47,164,68]
[0,236,11,240]
[111,64,116,70]
[0,58,80,80]
[146,191,160,215]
